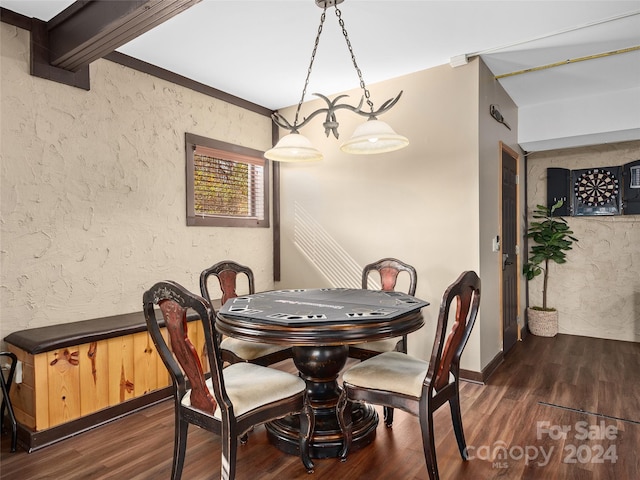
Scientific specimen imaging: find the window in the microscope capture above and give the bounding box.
[186,133,269,227]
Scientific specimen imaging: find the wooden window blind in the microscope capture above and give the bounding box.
[186,133,269,227]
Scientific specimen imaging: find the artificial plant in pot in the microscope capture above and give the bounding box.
[523,200,578,336]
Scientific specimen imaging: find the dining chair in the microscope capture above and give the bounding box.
[200,261,293,366]
[337,271,480,480]
[348,257,418,426]
[0,351,18,452]
[143,280,314,480]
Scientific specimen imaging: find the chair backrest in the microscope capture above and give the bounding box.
[143,281,227,414]
[426,271,481,392]
[361,258,417,295]
[200,260,255,306]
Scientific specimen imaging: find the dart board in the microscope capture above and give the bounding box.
[572,167,620,215]
[574,168,619,206]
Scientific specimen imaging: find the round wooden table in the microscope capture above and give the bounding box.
[216,288,428,459]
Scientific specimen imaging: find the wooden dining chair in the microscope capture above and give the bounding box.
[337,271,480,480]
[143,281,314,480]
[200,261,292,366]
[348,257,418,425]
[0,351,18,452]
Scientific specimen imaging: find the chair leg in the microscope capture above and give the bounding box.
[0,378,17,452]
[1,398,5,433]
[449,392,468,459]
[7,401,17,453]
[419,410,439,480]
[221,423,238,480]
[383,406,394,427]
[383,338,405,428]
[172,413,189,480]
[336,390,352,461]
[298,397,315,472]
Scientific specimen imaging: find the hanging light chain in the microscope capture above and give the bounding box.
[270,0,405,144]
[335,6,374,113]
[294,7,328,128]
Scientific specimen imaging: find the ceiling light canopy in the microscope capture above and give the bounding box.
[264,0,409,162]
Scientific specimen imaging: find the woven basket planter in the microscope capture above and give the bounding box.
[527,308,558,337]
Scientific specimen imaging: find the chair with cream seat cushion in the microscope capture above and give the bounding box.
[143,280,314,480]
[200,261,292,366]
[349,258,418,359]
[337,271,480,480]
[348,257,418,426]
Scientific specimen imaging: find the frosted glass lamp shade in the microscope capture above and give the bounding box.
[340,119,409,155]
[264,133,323,162]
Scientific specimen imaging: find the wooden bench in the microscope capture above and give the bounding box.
[4,311,206,452]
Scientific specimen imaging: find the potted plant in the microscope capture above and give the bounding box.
[523,200,578,336]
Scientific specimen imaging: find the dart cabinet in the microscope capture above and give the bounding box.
[547,160,640,216]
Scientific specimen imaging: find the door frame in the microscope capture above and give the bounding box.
[499,141,522,350]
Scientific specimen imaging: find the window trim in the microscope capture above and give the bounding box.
[185,133,269,228]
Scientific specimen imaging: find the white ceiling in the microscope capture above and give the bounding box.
[3,0,640,147]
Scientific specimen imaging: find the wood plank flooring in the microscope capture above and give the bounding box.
[2,334,639,479]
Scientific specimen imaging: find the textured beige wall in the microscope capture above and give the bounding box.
[0,23,274,343]
[276,61,492,372]
[526,141,640,342]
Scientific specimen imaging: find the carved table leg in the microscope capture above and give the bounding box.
[266,345,377,458]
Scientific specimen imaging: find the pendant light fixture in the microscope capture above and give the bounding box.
[264,0,409,162]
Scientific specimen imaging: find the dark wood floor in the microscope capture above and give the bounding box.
[2,334,639,479]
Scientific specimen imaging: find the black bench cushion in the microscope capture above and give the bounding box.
[4,309,205,355]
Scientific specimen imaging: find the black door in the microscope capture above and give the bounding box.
[501,144,519,353]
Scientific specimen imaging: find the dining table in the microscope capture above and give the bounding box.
[216,287,428,459]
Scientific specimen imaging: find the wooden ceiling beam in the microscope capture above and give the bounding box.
[30,0,201,89]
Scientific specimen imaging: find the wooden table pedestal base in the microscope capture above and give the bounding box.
[266,344,378,459]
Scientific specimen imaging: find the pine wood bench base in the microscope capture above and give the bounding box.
[14,387,172,452]
[4,311,206,452]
